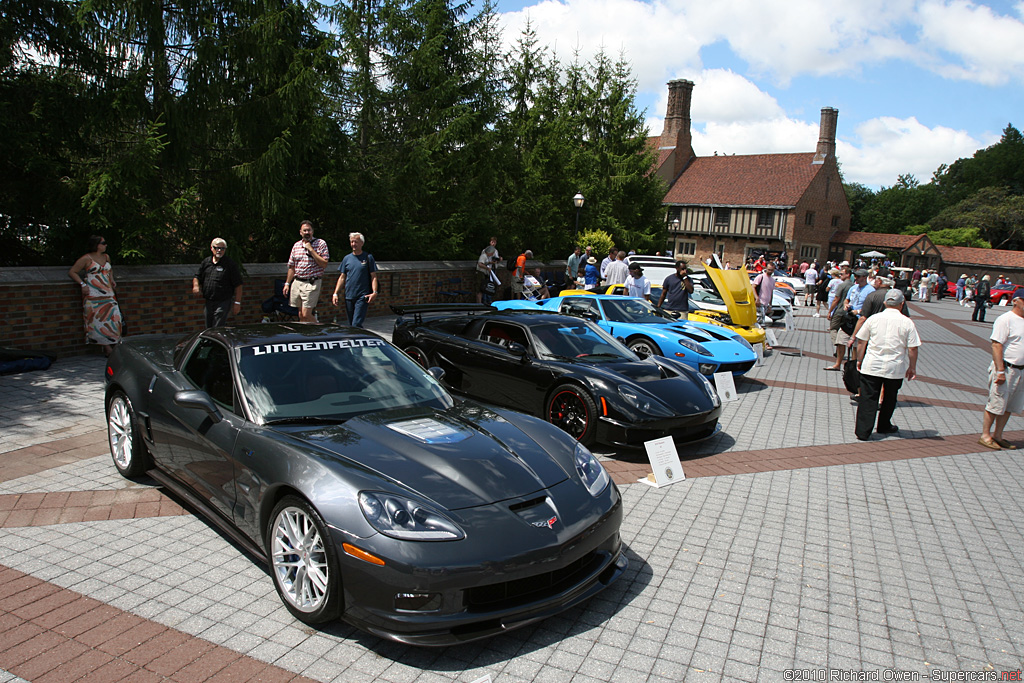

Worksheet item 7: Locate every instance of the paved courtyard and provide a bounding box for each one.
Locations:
[1,297,1022,682]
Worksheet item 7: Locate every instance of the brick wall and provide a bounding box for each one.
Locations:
[790,159,850,260]
[1,262,515,357]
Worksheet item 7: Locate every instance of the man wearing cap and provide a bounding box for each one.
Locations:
[853,288,920,441]
[192,237,243,328]
[657,260,695,320]
[623,263,651,300]
[979,290,1024,449]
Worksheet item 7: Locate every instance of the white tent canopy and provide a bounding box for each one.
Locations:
[859,250,886,258]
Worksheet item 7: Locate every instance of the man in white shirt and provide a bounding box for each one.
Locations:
[854,288,921,441]
[804,264,818,308]
[604,251,629,286]
[979,291,1024,449]
[623,264,651,300]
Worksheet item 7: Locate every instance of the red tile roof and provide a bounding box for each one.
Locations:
[662,153,822,206]
[937,245,1024,269]
[830,231,925,249]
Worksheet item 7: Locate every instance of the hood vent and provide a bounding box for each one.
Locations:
[386,417,471,444]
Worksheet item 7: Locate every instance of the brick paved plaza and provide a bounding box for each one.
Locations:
[1,297,1022,682]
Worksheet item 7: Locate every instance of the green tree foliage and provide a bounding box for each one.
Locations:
[577,228,614,258]
[0,1,666,266]
[928,187,1024,250]
[843,182,874,233]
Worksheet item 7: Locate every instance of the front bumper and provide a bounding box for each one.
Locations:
[596,405,722,448]
[331,480,625,646]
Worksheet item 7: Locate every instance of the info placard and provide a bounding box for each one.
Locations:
[713,371,737,402]
[639,436,685,488]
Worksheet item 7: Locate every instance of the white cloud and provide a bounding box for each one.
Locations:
[916,0,1024,85]
[839,116,989,187]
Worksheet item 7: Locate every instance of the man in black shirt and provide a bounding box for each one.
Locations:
[193,237,244,328]
[657,260,695,320]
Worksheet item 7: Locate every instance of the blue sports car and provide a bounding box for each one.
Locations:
[496,294,756,376]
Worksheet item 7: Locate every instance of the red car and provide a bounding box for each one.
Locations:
[990,283,1023,305]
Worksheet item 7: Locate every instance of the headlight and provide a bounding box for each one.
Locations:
[574,442,610,496]
[699,372,721,407]
[733,336,753,351]
[617,385,674,417]
[677,337,712,356]
[359,492,465,541]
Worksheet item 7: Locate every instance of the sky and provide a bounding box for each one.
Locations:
[495,0,1024,190]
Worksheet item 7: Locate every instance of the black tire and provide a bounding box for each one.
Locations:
[266,496,342,624]
[403,345,431,369]
[547,384,598,446]
[106,391,150,478]
[627,336,661,357]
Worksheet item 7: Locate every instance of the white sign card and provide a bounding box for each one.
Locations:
[765,328,778,347]
[468,677,493,683]
[713,371,738,402]
[754,343,764,365]
[639,436,685,488]
[784,310,796,330]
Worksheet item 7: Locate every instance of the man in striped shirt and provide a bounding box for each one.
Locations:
[283,220,329,322]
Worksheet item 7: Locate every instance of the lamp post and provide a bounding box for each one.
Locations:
[573,193,585,239]
[670,217,679,254]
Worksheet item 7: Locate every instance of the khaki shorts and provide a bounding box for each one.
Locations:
[985,363,1024,415]
[832,328,852,347]
[290,278,323,310]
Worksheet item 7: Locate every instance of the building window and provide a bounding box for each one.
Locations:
[677,240,697,256]
[831,215,840,227]
[714,209,731,226]
[805,211,815,226]
[800,245,819,260]
[757,210,774,228]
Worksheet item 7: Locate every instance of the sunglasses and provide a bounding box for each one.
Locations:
[213,246,226,250]
[99,241,107,245]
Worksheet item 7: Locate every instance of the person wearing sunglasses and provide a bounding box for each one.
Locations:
[68,235,123,357]
[193,237,244,328]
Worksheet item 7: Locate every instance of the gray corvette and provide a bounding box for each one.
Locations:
[104,323,625,645]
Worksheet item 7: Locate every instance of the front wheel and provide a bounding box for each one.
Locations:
[547,384,598,445]
[107,391,150,478]
[266,496,342,624]
[627,337,661,357]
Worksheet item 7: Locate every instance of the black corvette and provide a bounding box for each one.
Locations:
[391,305,723,448]
[104,323,625,645]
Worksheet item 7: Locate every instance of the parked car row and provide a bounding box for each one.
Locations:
[101,266,769,647]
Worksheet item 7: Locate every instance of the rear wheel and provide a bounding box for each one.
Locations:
[403,345,430,369]
[266,496,342,624]
[627,336,660,357]
[547,385,597,445]
[107,391,149,478]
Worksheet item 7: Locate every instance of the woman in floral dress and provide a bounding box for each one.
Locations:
[68,235,122,356]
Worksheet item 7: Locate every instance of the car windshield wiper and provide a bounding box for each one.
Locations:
[263,416,348,426]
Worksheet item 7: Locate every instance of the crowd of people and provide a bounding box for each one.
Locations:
[66,233,1021,451]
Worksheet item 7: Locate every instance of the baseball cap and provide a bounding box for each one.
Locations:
[854,269,869,278]
[1012,290,1024,302]
[628,263,643,273]
[884,288,905,305]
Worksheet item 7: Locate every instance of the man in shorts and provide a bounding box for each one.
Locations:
[283,220,329,322]
[824,266,853,371]
[979,291,1024,449]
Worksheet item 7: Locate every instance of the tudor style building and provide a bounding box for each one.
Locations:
[651,80,851,266]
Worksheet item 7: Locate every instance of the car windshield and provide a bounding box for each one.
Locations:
[236,337,453,424]
[600,297,673,324]
[529,321,636,361]
[690,289,725,305]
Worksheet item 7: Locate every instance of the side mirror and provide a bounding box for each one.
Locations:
[174,390,223,423]
[508,342,529,360]
[427,366,445,382]
[616,336,627,345]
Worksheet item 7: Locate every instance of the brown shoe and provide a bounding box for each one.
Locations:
[994,438,1017,450]
[978,437,1002,450]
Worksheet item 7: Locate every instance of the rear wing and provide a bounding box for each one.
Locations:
[390,303,494,324]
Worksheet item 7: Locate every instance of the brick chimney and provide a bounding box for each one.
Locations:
[662,79,695,179]
[812,107,838,164]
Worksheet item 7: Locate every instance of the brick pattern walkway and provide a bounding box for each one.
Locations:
[0,565,314,682]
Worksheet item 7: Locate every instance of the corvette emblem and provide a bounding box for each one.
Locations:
[532,516,557,529]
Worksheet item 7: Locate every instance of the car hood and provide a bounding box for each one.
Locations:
[704,268,758,328]
[279,405,571,511]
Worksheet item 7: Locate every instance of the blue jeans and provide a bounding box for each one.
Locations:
[345,296,369,328]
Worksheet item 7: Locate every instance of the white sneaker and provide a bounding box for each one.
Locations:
[813,313,820,317]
